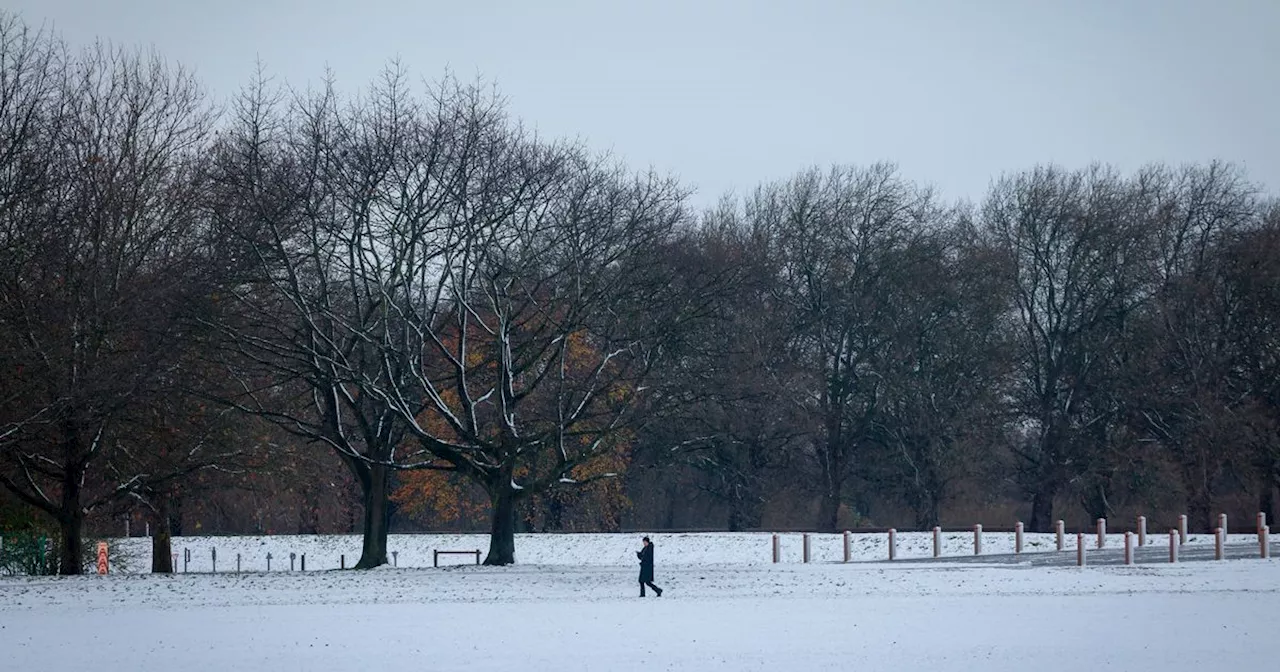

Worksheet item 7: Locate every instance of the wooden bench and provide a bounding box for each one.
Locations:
[433,549,481,567]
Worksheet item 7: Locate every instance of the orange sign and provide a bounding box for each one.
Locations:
[96,541,109,575]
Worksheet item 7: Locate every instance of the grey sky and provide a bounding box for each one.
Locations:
[9,0,1279,206]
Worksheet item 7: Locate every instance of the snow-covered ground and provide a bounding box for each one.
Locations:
[3,532,1277,671]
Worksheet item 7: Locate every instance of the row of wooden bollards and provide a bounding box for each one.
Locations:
[771,511,1273,564]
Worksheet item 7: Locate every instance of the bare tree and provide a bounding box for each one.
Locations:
[1123,163,1266,530]
[982,165,1153,531]
[746,164,940,531]
[0,24,219,573]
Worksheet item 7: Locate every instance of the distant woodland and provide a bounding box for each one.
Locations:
[2,13,1278,572]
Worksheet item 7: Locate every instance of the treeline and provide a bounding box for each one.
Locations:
[1,15,1277,573]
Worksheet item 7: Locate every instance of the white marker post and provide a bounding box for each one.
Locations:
[888,529,897,561]
[1076,533,1086,567]
[1258,512,1267,535]
[933,526,942,558]
[1137,516,1147,546]
[1178,515,1188,545]
[1215,528,1224,560]
[973,524,982,556]
[772,534,780,564]
[1056,520,1065,551]
[843,531,851,563]
[802,533,811,563]
[1219,514,1228,542]
[1096,518,1106,549]
[1169,529,1178,563]
[1015,522,1024,555]
[1261,526,1270,559]
[1124,532,1134,565]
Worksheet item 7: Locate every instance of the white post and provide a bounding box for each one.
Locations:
[145,522,150,537]
[888,529,897,561]
[803,533,811,563]
[1096,518,1106,549]
[1169,529,1178,563]
[1178,515,1188,545]
[843,531,851,563]
[1219,513,1228,542]
[1137,516,1147,546]
[1015,522,1024,554]
[1124,532,1134,565]
[772,534,780,563]
[1214,527,1224,560]
[932,526,942,558]
[1076,532,1086,567]
[124,518,129,538]
[1258,512,1267,535]
[1260,526,1270,559]
[973,524,982,555]
[1056,520,1065,551]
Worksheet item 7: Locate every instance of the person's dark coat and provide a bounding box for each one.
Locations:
[637,543,655,583]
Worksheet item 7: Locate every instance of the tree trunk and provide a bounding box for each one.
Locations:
[485,486,518,566]
[1188,490,1213,533]
[57,510,83,575]
[914,491,942,531]
[1259,475,1276,530]
[817,485,840,533]
[353,462,391,569]
[152,493,174,573]
[727,493,763,532]
[1028,483,1056,533]
[57,464,84,575]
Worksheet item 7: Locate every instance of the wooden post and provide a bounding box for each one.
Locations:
[1219,514,1228,541]
[1124,532,1134,565]
[973,524,982,555]
[888,529,896,561]
[1260,526,1269,559]
[803,533,811,563]
[1137,516,1147,546]
[237,553,241,573]
[932,526,942,558]
[1015,522,1024,554]
[211,547,217,574]
[1169,530,1178,563]
[1055,520,1065,551]
[1178,515,1188,545]
[340,554,345,570]
[772,534,780,563]
[843,531,851,563]
[1214,527,1224,560]
[1096,518,1106,549]
[301,554,305,571]
[1076,533,1086,567]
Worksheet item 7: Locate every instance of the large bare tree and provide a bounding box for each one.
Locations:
[0,20,220,572]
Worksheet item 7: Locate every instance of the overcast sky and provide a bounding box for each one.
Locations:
[9,0,1279,207]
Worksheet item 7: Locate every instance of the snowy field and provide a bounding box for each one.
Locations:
[3,532,1278,671]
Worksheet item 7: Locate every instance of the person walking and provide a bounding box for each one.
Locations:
[637,536,663,597]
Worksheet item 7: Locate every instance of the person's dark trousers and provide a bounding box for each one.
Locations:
[640,581,662,597]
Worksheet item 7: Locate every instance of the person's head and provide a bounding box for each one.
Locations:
[642,536,650,546]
